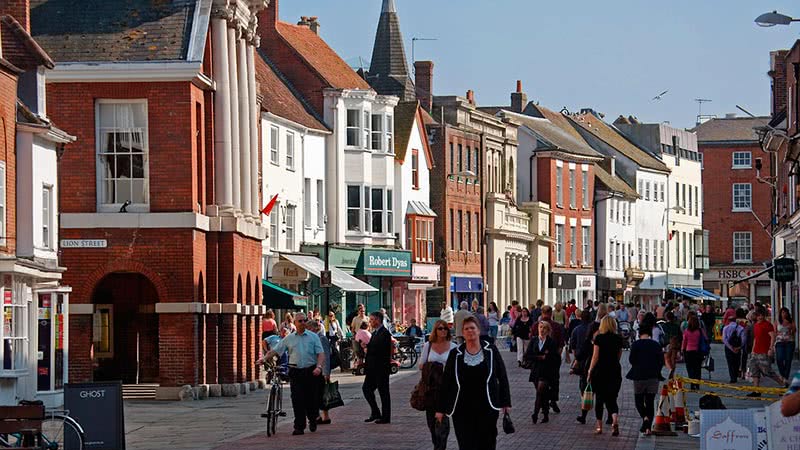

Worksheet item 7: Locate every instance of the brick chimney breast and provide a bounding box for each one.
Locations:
[257,0,279,39]
[511,80,527,113]
[414,60,434,112]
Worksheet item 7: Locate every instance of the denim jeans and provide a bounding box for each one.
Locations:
[776,342,795,381]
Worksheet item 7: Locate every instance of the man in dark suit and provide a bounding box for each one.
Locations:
[363,311,392,424]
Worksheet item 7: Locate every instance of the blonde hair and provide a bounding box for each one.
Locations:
[265,309,275,320]
[598,315,617,335]
[538,321,552,334]
[284,312,293,323]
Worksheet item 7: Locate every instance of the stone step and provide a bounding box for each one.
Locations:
[123,383,159,400]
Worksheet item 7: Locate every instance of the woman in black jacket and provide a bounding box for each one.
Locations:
[626,324,664,435]
[525,321,560,424]
[436,316,512,450]
[512,307,533,366]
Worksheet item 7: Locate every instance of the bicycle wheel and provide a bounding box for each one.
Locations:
[266,384,278,437]
[41,415,85,450]
[398,347,414,369]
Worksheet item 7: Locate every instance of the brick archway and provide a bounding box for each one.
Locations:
[79,259,170,306]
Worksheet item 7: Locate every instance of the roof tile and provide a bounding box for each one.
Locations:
[692,116,770,143]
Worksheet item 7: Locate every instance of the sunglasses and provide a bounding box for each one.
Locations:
[296,319,307,323]
[436,327,447,331]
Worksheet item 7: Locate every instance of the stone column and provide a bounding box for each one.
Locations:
[227,25,241,214]
[246,43,260,217]
[516,255,522,303]
[523,256,530,303]
[211,18,233,211]
[237,38,252,217]
[505,254,512,305]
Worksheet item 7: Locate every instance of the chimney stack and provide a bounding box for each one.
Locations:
[257,0,279,40]
[414,60,434,112]
[770,50,789,117]
[0,0,31,32]
[466,89,475,105]
[297,16,320,34]
[510,80,527,113]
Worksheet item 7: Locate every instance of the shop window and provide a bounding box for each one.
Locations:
[93,304,114,358]
[2,287,28,372]
[37,292,67,392]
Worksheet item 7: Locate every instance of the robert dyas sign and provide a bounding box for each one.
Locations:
[360,249,412,277]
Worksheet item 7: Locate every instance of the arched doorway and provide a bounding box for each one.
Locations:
[91,273,159,384]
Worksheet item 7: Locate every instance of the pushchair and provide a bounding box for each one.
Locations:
[618,321,632,349]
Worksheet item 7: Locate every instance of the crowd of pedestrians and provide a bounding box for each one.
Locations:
[259,297,799,448]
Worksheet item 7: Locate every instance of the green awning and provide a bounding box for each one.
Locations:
[262,280,307,310]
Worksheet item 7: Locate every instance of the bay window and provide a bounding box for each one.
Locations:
[371,188,383,233]
[96,100,149,210]
[386,115,393,153]
[371,114,383,151]
[363,111,371,149]
[346,109,361,147]
[347,186,361,231]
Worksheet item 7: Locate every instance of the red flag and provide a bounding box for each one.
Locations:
[668,230,675,240]
[261,194,278,216]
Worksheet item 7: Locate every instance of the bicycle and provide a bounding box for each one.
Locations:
[0,404,85,450]
[260,359,287,437]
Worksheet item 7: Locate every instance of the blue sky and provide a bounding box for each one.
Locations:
[280,0,800,129]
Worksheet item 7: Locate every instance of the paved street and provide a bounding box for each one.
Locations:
[121,341,796,450]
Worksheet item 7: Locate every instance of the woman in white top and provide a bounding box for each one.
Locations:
[418,320,457,450]
[487,302,500,344]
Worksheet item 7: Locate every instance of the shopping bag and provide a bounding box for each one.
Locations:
[581,383,595,411]
[322,380,344,410]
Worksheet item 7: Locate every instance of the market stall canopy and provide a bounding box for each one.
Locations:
[282,254,378,292]
[262,280,308,309]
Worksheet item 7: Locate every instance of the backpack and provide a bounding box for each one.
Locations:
[728,326,742,348]
[656,323,668,348]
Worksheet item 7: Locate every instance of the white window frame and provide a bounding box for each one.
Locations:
[660,183,665,202]
[645,181,651,201]
[609,239,615,269]
[610,199,615,223]
[303,178,312,228]
[386,115,394,154]
[0,162,6,246]
[732,151,752,169]
[1,286,29,374]
[285,205,296,250]
[269,203,280,250]
[270,125,279,165]
[42,184,53,249]
[346,109,361,148]
[569,226,576,265]
[371,114,383,151]
[733,231,752,263]
[569,169,576,208]
[732,183,752,212]
[95,99,150,212]
[316,180,324,229]
[582,226,590,265]
[285,130,295,170]
[347,185,362,232]
[363,111,371,151]
[582,171,589,209]
[555,224,564,265]
[556,168,563,207]
[638,238,643,269]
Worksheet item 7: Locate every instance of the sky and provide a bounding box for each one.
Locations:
[279,0,800,129]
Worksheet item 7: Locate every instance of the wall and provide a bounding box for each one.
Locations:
[395,113,431,246]
[634,168,670,290]
[15,133,58,260]
[0,68,17,256]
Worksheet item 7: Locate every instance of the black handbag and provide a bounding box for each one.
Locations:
[322,381,344,410]
[502,411,515,434]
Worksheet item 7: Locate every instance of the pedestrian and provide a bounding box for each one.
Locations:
[633,309,646,339]
[722,314,745,383]
[487,302,500,343]
[324,311,343,346]
[262,309,278,339]
[262,312,324,436]
[747,307,787,396]
[681,313,705,390]
[553,302,566,326]
[441,300,455,328]
[512,307,533,366]
[701,304,717,341]
[363,311,393,423]
[436,316,512,450]
[571,309,593,425]
[405,318,424,338]
[476,307,491,343]
[538,305,566,414]
[380,307,392,331]
[471,299,480,313]
[525,321,560,424]
[775,307,796,382]
[350,304,368,333]
[454,301,473,345]
[739,308,753,379]
[510,301,521,326]
[626,323,664,436]
[418,320,457,450]
[664,335,681,379]
[280,312,296,338]
[307,319,334,426]
[587,316,623,436]
[722,305,736,327]
[566,299,578,323]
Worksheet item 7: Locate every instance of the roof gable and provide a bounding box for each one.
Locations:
[30,0,197,62]
[274,21,370,90]
[503,108,601,159]
[394,101,433,169]
[254,50,328,132]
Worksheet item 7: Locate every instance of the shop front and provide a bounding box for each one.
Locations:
[703,266,772,306]
[550,272,596,305]
[357,249,412,328]
[597,277,625,304]
[392,263,440,329]
[449,275,484,309]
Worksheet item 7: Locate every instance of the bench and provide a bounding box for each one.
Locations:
[0,404,45,450]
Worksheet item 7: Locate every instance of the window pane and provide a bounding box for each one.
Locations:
[131,180,146,204]
[347,186,360,207]
[115,179,132,204]
[372,188,383,210]
[132,154,145,178]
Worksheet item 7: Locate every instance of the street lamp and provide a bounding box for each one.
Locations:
[755,10,799,27]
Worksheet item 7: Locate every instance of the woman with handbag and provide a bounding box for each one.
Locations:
[682,313,705,390]
[627,324,664,435]
[525,321,560,424]
[436,316,512,450]
[416,320,457,450]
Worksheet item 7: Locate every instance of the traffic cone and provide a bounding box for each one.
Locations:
[671,379,687,427]
[653,383,677,436]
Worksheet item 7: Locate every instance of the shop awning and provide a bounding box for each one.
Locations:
[262,280,308,310]
[282,254,378,292]
[669,287,720,301]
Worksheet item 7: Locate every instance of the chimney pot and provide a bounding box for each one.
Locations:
[511,81,527,113]
[466,90,475,105]
[516,80,522,93]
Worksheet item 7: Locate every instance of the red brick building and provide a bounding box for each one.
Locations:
[32,0,268,398]
[694,116,772,303]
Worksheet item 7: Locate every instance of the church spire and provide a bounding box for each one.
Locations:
[368,0,415,101]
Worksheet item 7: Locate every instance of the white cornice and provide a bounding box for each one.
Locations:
[47,61,205,84]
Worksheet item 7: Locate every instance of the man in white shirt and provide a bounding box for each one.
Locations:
[440,300,454,328]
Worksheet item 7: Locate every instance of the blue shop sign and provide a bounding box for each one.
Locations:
[450,276,484,293]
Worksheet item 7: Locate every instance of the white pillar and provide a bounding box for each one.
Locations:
[237,38,252,217]
[227,26,241,214]
[523,257,529,303]
[505,254,511,305]
[247,43,260,217]
[516,255,522,303]
[211,18,233,211]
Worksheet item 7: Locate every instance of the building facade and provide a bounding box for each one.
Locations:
[694,116,772,305]
[34,0,268,399]
[615,119,711,300]
[0,7,74,407]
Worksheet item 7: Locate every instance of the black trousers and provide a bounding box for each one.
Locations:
[595,391,619,421]
[634,393,656,423]
[724,347,742,383]
[363,368,391,421]
[684,351,703,388]
[453,409,499,450]
[288,367,320,431]
[425,409,450,450]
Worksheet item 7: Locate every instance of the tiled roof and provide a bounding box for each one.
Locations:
[525,103,590,144]
[367,0,414,101]
[254,51,328,132]
[393,101,418,161]
[692,116,770,143]
[502,109,601,159]
[570,112,669,172]
[275,22,370,90]
[594,164,638,199]
[1,15,53,70]
[30,0,196,62]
